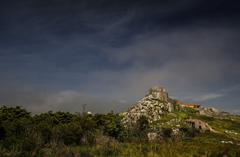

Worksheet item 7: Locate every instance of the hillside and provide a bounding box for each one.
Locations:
[0,87,240,157]
[121,86,240,147]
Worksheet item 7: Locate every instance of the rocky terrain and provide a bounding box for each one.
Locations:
[121,86,174,125]
[121,86,236,136]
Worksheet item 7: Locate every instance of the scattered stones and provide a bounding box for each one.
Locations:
[172,128,180,135]
[224,130,238,135]
[221,140,233,144]
[147,132,158,141]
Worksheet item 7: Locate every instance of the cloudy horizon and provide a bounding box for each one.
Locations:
[0,0,240,113]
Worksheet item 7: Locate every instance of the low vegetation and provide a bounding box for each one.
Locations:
[0,106,239,157]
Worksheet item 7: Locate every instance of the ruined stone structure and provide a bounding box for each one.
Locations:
[148,86,169,101]
[176,100,201,110]
[121,86,173,126]
[186,119,213,132]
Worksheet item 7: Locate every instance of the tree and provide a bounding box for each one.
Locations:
[132,116,149,142]
[0,106,32,149]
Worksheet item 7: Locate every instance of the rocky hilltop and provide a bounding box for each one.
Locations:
[121,86,235,134]
[120,86,224,134]
[121,86,174,125]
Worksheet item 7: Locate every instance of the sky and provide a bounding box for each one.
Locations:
[0,0,240,113]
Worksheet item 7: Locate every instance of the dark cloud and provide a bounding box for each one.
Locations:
[0,0,240,113]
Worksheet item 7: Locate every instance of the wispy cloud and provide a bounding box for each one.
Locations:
[1,26,240,113]
[190,93,224,102]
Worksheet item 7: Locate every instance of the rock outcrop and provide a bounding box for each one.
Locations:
[199,107,219,116]
[121,86,174,125]
[186,118,217,133]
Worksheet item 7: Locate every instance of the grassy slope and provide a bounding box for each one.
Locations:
[41,138,240,157]
[40,114,240,157]
[191,114,240,141]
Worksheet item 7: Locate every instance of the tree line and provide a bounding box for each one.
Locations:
[0,106,155,155]
[1,106,239,157]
